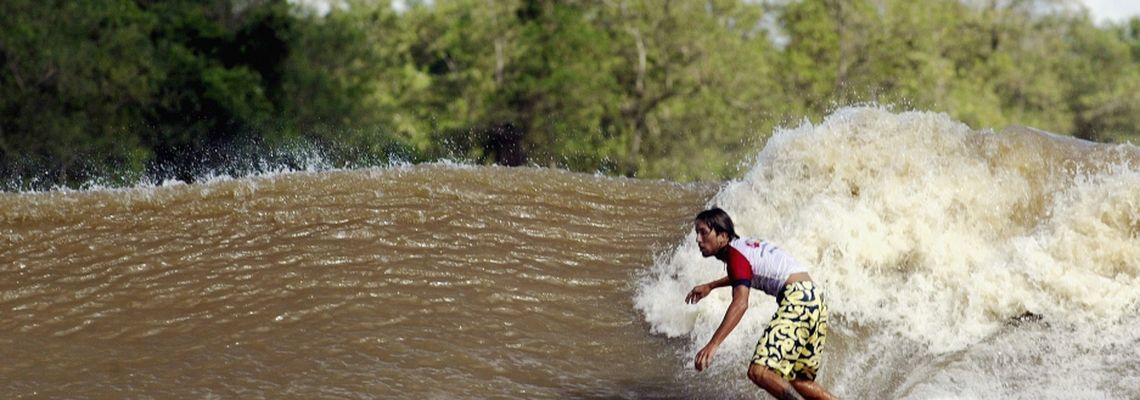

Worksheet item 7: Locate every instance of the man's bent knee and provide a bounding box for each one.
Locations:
[747,363,767,384]
[747,363,782,387]
[748,364,805,400]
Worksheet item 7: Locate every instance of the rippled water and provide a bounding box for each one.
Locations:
[1,165,716,399]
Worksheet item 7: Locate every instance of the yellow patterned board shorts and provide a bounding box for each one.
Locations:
[751,281,828,381]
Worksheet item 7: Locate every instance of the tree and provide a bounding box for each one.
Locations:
[0,0,157,187]
[1060,15,1140,142]
[281,1,415,165]
[138,0,294,179]
[599,0,781,179]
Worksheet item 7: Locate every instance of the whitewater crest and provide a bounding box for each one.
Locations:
[636,107,1139,356]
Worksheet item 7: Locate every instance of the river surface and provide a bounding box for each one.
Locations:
[2,108,1138,399]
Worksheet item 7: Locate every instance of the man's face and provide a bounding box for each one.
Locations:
[695,220,727,257]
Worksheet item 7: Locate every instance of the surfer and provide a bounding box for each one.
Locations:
[685,208,837,400]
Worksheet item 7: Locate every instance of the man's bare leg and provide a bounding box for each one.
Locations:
[790,379,838,400]
[747,364,804,400]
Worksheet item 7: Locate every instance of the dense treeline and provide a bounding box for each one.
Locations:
[1,0,1138,188]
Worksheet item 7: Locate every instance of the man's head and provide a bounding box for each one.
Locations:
[694,208,738,257]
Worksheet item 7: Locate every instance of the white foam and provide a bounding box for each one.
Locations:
[635,107,1140,395]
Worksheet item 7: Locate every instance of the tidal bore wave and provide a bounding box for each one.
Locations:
[1,107,1136,399]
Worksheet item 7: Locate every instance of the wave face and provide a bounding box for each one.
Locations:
[636,107,1139,399]
[2,107,1137,399]
[0,164,715,399]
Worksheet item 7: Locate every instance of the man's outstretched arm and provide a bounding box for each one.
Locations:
[694,284,750,371]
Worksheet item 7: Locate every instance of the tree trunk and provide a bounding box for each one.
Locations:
[626,26,647,176]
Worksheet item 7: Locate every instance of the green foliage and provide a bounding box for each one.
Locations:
[0,0,156,186]
[1,0,1138,189]
[0,0,414,188]
[140,0,295,173]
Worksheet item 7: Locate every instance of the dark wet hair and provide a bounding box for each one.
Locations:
[695,208,739,240]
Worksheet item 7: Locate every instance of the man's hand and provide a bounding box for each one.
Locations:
[694,343,718,371]
[685,284,711,304]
